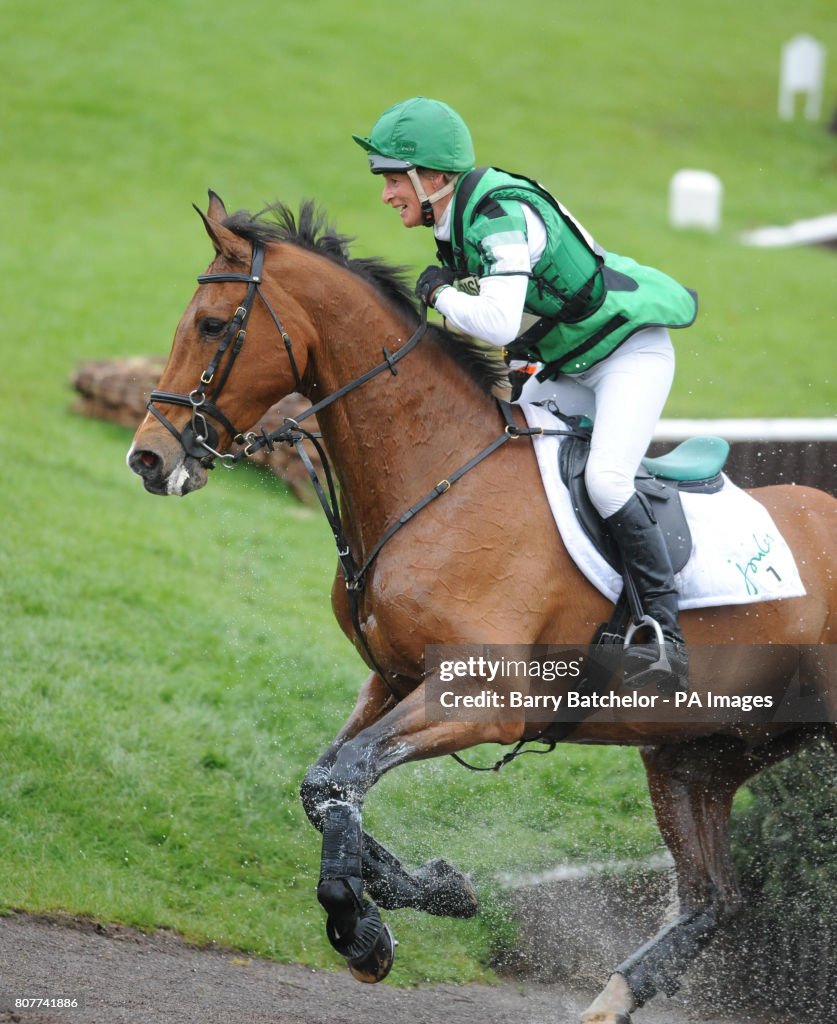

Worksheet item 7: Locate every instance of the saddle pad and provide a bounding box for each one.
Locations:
[521,402,807,610]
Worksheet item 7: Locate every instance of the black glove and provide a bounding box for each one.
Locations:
[415,265,457,306]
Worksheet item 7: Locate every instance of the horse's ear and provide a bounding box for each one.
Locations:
[207,190,227,221]
[193,202,224,253]
[192,191,245,261]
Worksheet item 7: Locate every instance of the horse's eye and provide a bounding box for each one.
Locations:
[199,317,227,338]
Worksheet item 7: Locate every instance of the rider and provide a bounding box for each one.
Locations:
[353,97,697,693]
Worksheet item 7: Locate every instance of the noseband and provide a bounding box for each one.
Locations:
[147,242,302,467]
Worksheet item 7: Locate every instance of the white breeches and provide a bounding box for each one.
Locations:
[517,326,676,518]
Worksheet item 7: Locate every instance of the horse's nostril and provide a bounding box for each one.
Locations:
[129,448,161,478]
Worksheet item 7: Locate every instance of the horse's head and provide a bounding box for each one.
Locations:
[128,192,310,495]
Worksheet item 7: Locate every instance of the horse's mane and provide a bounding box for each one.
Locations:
[222,200,508,395]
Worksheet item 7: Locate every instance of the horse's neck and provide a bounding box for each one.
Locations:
[311,302,501,550]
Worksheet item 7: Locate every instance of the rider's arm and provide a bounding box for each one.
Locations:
[433,203,546,347]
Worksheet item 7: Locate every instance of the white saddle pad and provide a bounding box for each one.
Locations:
[521,402,807,610]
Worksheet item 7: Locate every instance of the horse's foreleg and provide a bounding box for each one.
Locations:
[581,734,803,1024]
[303,762,478,917]
[313,684,519,982]
[300,671,396,830]
[301,671,478,919]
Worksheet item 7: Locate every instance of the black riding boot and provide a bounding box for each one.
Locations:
[605,492,689,693]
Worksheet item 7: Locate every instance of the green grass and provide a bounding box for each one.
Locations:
[1,0,834,987]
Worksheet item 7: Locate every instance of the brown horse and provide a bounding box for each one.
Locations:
[128,193,837,1023]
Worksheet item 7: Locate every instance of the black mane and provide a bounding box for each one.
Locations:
[222,200,507,394]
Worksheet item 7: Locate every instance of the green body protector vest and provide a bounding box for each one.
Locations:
[440,168,698,375]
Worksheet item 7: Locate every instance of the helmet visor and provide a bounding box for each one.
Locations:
[367,152,416,174]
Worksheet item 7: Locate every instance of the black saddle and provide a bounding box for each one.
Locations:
[558,431,728,574]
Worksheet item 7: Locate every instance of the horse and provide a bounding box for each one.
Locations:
[127,192,837,1024]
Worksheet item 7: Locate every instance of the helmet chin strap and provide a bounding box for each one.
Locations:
[407,168,457,227]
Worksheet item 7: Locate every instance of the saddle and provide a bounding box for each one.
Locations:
[558,428,729,574]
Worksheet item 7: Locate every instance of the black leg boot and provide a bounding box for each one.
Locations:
[605,492,689,693]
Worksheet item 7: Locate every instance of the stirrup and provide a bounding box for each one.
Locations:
[622,616,687,693]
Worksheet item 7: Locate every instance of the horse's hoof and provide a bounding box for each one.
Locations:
[580,1015,631,1024]
[413,858,479,918]
[326,900,397,984]
[347,923,397,984]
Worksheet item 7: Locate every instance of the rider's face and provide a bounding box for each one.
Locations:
[380,172,424,228]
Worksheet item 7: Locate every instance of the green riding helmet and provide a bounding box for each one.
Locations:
[353,97,475,175]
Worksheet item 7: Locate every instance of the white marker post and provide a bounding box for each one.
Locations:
[778,34,826,120]
[668,170,723,232]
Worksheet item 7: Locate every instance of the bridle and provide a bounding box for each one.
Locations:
[145,232,432,691]
[147,242,303,467]
[147,239,427,471]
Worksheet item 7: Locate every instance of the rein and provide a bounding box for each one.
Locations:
[152,237,584,769]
